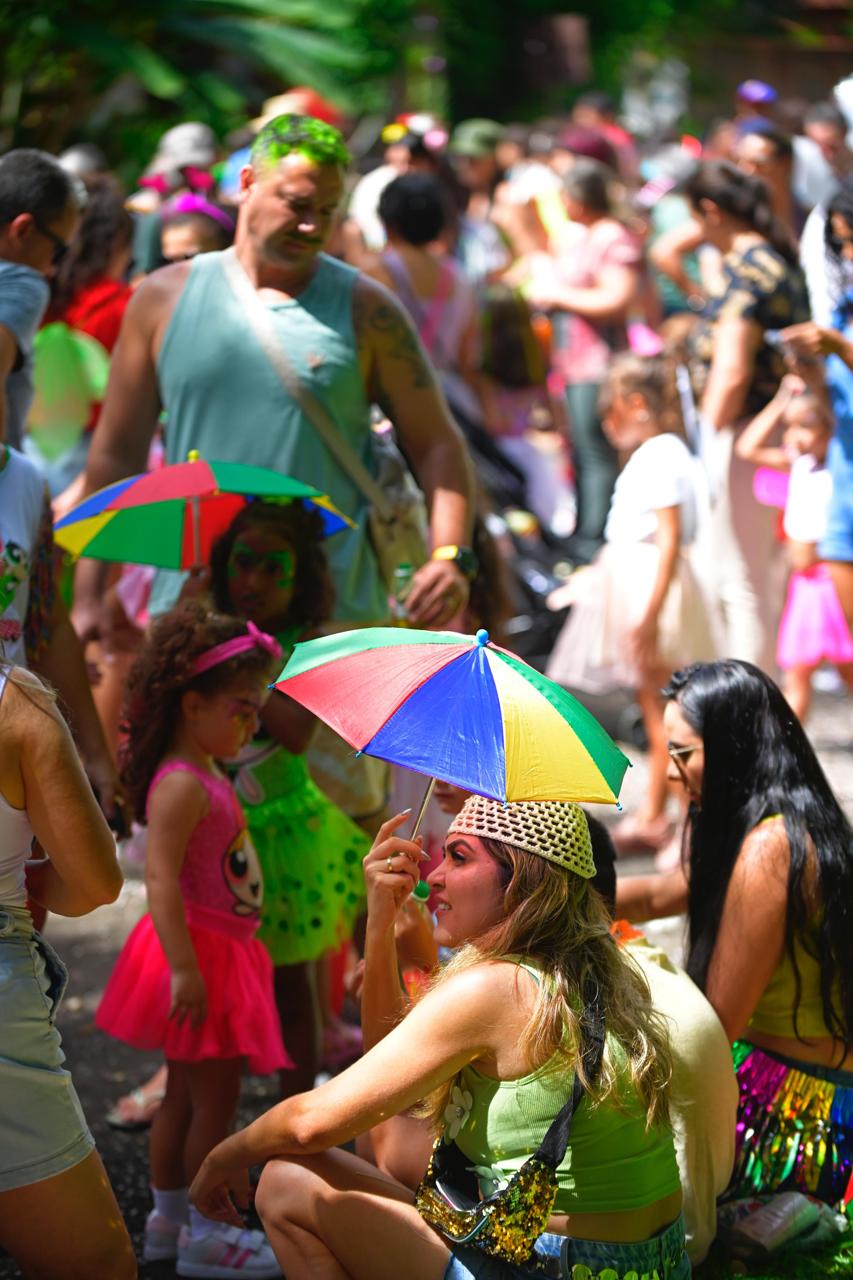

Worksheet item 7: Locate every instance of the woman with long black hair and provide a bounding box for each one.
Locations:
[685,161,809,670]
[624,659,853,1206]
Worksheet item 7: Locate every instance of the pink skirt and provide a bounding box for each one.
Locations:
[777,563,853,670]
[96,912,290,1074]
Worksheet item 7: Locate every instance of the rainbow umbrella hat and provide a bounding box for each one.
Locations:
[274,627,630,805]
[54,454,353,570]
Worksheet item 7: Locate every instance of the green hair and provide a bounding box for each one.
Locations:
[251,113,349,172]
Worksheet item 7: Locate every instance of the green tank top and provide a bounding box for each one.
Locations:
[450,960,681,1214]
[152,250,387,622]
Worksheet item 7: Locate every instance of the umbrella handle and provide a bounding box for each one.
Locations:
[410,776,436,839]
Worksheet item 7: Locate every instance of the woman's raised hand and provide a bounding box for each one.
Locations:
[363,810,426,935]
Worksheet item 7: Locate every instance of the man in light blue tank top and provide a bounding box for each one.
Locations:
[74,114,475,636]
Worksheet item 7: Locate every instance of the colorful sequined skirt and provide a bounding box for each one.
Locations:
[729,1040,853,1208]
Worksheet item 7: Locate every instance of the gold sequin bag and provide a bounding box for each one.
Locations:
[416,998,605,1271]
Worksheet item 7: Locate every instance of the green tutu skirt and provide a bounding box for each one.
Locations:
[233,742,368,966]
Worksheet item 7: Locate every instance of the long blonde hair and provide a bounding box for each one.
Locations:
[420,839,673,1132]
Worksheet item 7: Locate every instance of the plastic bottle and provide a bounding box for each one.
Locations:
[391,562,414,621]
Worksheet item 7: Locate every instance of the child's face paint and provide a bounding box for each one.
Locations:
[226,529,297,630]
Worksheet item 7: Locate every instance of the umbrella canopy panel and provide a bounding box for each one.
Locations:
[276,628,630,804]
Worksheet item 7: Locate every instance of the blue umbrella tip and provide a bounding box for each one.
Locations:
[475,629,490,647]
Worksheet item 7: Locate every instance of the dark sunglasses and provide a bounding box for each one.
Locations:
[32,217,69,266]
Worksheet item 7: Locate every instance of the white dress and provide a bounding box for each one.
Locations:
[546,433,717,692]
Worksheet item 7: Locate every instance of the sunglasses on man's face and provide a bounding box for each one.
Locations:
[32,217,70,266]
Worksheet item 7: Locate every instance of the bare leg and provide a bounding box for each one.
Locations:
[150,1058,193,1189]
[783,664,815,723]
[267,1219,350,1280]
[635,674,671,824]
[828,560,853,634]
[276,961,321,1099]
[370,1114,434,1190]
[183,1057,242,1184]
[0,1149,137,1279]
[837,660,853,696]
[256,1148,450,1280]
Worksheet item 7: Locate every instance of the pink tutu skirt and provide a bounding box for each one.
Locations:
[96,910,290,1074]
[777,562,853,670]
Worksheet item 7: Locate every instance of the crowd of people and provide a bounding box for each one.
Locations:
[0,70,852,1280]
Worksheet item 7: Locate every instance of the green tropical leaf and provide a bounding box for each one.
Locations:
[64,25,187,98]
[167,15,368,70]
[184,0,359,30]
[190,70,247,114]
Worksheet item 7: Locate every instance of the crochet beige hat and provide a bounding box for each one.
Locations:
[448,795,596,879]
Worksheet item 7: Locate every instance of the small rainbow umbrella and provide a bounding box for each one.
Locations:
[54,455,353,570]
[274,627,630,806]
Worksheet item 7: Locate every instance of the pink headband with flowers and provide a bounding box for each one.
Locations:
[191,621,282,677]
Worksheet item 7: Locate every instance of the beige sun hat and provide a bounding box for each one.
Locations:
[448,795,596,878]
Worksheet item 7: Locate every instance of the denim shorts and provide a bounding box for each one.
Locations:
[0,910,94,1191]
[443,1214,691,1280]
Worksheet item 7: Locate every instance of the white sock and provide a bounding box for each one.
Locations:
[151,1186,189,1225]
[189,1205,227,1239]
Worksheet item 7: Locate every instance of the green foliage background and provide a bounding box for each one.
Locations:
[0,0,822,175]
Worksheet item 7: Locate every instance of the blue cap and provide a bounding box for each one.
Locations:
[737,80,777,106]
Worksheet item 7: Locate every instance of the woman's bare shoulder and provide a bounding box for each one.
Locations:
[1,667,58,727]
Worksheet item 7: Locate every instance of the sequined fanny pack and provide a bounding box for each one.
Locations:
[415,997,605,1270]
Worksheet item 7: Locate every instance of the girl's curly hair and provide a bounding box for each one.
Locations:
[120,599,280,822]
[209,500,334,631]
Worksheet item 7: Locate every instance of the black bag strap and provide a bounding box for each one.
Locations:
[535,989,606,1170]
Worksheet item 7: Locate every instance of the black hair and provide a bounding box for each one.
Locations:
[378,173,450,246]
[49,176,133,316]
[562,157,613,216]
[0,148,78,229]
[586,814,617,916]
[664,660,853,1053]
[684,159,799,266]
[738,124,794,162]
[575,91,617,118]
[823,176,853,308]
[160,210,233,252]
[120,599,280,822]
[804,101,848,133]
[209,500,334,632]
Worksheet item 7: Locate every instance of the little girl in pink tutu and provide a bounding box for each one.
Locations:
[736,374,853,721]
[96,600,287,1278]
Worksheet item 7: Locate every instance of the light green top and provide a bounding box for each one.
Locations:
[450,959,681,1214]
[747,816,840,1041]
[151,249,387,622]
[749,924,838,1039]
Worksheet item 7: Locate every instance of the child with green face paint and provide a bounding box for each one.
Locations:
[210,501,368,1099]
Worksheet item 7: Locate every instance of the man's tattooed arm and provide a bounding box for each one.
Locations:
[353,277,435,405]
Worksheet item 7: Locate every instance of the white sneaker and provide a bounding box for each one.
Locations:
[143,1210,182,1261]
[176,1224,282,1277]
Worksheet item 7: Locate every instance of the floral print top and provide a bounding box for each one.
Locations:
[688,241,809,418]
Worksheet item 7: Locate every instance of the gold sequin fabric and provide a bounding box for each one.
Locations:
[416,1144,558,1268]
[448,796,595,878]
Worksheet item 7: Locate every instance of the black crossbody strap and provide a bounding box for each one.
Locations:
[535,990,606,1170]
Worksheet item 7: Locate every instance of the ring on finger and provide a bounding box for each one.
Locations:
[386,855,394,873]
